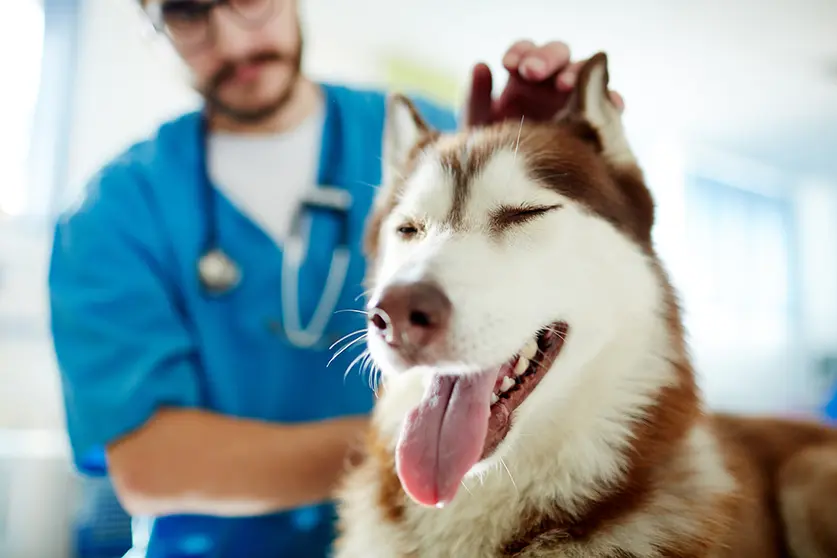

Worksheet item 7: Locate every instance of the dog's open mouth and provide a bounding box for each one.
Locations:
[395,322,569,508]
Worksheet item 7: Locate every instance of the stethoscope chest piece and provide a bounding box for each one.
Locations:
[198,248,241,294]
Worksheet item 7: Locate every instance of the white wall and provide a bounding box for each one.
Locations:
[65,0,198,197]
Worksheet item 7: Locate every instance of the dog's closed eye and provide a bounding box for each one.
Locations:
[490,204,562,233]
[395,221,423,239]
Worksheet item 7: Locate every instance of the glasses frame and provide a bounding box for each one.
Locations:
[143,0,280,53]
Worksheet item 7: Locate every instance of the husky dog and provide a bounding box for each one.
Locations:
[334,53,837,558]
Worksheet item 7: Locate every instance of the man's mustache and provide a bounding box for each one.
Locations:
[207,50,285,91]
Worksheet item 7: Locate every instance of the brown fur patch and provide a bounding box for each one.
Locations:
[779,446,837,557]
[713,414,837,556]
[367,425,408,523]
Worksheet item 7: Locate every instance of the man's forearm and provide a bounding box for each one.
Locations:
[106,408,370,517]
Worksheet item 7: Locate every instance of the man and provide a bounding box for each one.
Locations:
[48,0,624,556]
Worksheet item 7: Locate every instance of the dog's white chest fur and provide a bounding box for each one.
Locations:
[337,469,524,557]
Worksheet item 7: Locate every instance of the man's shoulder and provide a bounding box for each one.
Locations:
[102,110,202,178]
[321,81,459,132]
[61,111,202,221]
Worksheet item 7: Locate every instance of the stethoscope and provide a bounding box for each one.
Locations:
[195,113,354,350]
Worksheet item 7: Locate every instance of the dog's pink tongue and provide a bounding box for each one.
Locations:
[395,370,495,507]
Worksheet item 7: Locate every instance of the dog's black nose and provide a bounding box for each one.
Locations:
[368,281,451,352]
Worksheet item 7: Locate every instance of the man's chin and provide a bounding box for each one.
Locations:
[208,87,295,125]
[211,100,285,124]
[205,70,300,126]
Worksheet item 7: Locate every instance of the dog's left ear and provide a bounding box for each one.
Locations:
[365,94,435,265]
[382,93,435,186]
[557,52,636,169]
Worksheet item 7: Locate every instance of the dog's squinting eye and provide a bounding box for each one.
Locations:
[396,223,420,238]
[491,204,562,231]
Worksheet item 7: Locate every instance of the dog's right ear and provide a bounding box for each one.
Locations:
[556,53,636,169]
[382,93,433,186]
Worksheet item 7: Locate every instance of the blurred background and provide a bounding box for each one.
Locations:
[1,0,836,556]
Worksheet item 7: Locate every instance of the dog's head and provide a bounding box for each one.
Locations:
[362,53,664,508]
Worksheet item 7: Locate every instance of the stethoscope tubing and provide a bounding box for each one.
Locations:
[194,111,354,349]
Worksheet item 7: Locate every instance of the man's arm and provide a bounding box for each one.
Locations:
[107,409,368,517]
[49,161,367,518]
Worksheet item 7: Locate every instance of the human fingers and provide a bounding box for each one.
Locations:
[609,90,625,112]
[554,59,584,91]
[518,41,572,82]
[464,62,494,127]
[502,40,537,73]
[553,59,626,112]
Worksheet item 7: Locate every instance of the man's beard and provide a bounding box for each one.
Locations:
[200,38,303,125]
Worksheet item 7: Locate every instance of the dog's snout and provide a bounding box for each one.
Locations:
[368,281,451,351]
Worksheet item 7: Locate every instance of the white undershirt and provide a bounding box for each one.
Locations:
[207,100,326,246]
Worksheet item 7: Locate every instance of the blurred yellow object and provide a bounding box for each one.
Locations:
[381,53,462,107]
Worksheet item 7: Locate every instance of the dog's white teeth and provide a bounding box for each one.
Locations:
[490,393,500,405]
[500,376,515,392]
[514,356,529,376]
[520,339,538,360]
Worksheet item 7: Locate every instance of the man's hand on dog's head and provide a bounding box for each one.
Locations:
[464,40,625,128]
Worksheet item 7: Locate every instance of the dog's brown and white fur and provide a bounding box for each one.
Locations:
[334,53,837,558]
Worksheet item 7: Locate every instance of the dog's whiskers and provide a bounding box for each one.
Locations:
[532,171,571,182]
[512,116,525,164]
[354,288,375,302]
[362,353,382,393]
[334,308,369,317]
[499,458,519,494]
[357,180,382,191]
[329,333,368,367]
[329,328,367,351]
[543,325,568,342]
[343,349,372,383]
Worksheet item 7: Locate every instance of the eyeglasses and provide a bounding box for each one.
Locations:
[144,0,280,52]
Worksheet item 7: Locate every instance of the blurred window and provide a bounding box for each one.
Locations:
[0,0,45,217]
[684,176,796,347]
[682,174,800,411]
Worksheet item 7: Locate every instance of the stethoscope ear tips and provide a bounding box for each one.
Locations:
[198,248,241,294]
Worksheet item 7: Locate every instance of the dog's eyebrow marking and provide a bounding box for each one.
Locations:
[489,203,563,235]
[439,150,469,228]
[439,140,494,228]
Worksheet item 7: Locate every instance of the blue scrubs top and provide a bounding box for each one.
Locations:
[48,82,457,558]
